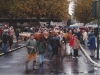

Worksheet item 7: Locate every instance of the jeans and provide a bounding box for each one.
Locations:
[3,43,7,52]
[39,54,44,64]
[84,40,88,47]
[48,44,52,51]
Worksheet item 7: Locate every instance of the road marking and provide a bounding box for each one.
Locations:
[0,65,11,68]
[0,53,4,56]
[8,61,19,63]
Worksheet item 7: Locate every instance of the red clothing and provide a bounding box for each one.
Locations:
[69,35,75,47]
[0,29,2,36]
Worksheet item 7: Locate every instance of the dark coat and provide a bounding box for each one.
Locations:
[8,35,13,45]
[2,33,8,43]
[51,36,60,48]
[47,34,52,44]
[15,29,19,37]
[37,41,46,54]
[88,33,96,50]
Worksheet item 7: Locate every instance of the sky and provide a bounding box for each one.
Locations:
[68,0,74,15]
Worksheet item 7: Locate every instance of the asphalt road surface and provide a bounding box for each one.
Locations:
[0,46,100,75]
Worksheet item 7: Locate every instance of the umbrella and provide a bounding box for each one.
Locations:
[79,26,87,30]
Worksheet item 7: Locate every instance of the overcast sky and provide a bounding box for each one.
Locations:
[68,0,74,15]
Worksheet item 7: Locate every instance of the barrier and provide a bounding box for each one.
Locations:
[80,44,100,68]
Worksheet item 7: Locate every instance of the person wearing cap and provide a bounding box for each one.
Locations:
[26,34,38,70]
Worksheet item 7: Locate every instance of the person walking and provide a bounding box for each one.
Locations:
[8,32,13,51]
[2,30,8,53]
[88,33,96,58]
[72,35,80,58]
[69,34,75,56]
[26,34,38,70]
[15,28,20,43]
[47,31,52,51]
[82,30,88,47]
[60,33,66,57]
[51,33,60,59]
[37,37,46,66]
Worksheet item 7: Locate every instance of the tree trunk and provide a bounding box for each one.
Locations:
[84,20,86,26]
[48,19,51,27]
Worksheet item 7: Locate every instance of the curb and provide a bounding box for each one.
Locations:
[0,45,26,57]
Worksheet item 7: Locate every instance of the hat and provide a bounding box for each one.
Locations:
[30,33,34,36]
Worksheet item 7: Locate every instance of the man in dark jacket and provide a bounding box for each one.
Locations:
[88,33,96,57]
[51,34,60,59]
[47,32,52,50]
[2,30,8,53]
[15,28,20,43]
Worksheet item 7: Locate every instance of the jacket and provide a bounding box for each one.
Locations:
[72,38,80,49]
[69,35,75,47]
[51,36,60,48]
[37,41,46,54]
[26,39,38,54]
[88,33,96,50]
[8,35,13,44]
[83,31,88,41]
[47,34,52,44]
[2,33,8,43]
[15,29,19,37]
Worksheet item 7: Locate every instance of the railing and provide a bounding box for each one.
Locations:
[80,44,100,68]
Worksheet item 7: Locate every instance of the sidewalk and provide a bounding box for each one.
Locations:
[0,40,26,56]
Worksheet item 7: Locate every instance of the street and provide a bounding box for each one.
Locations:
[0,42,100,75]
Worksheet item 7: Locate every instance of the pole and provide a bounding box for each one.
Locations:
[97,0,100,59]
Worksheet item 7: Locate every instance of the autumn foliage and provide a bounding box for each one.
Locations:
[74,0,95,24]
[0,0,69,20]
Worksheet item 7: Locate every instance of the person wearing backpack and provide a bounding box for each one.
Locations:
[37,37,46,66]
[26,34,38,70]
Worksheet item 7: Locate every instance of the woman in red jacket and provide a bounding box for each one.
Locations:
[71,35,80,58]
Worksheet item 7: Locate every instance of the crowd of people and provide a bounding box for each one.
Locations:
[1,25,15,53]
[25,25,97,70]
[0,24,97,70]
[0,25,44,53]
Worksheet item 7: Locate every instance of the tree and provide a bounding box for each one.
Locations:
[0,0,21,18]
[16,0,69,26]
[74,0,95,25]
[0,0,70,26]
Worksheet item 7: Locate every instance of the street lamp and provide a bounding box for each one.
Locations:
[97,0,100,59]
[92,0,100,59]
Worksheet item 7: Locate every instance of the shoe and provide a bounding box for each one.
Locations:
[33,61,36,70]
[72,57,75,58]
[9,49,12,52]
